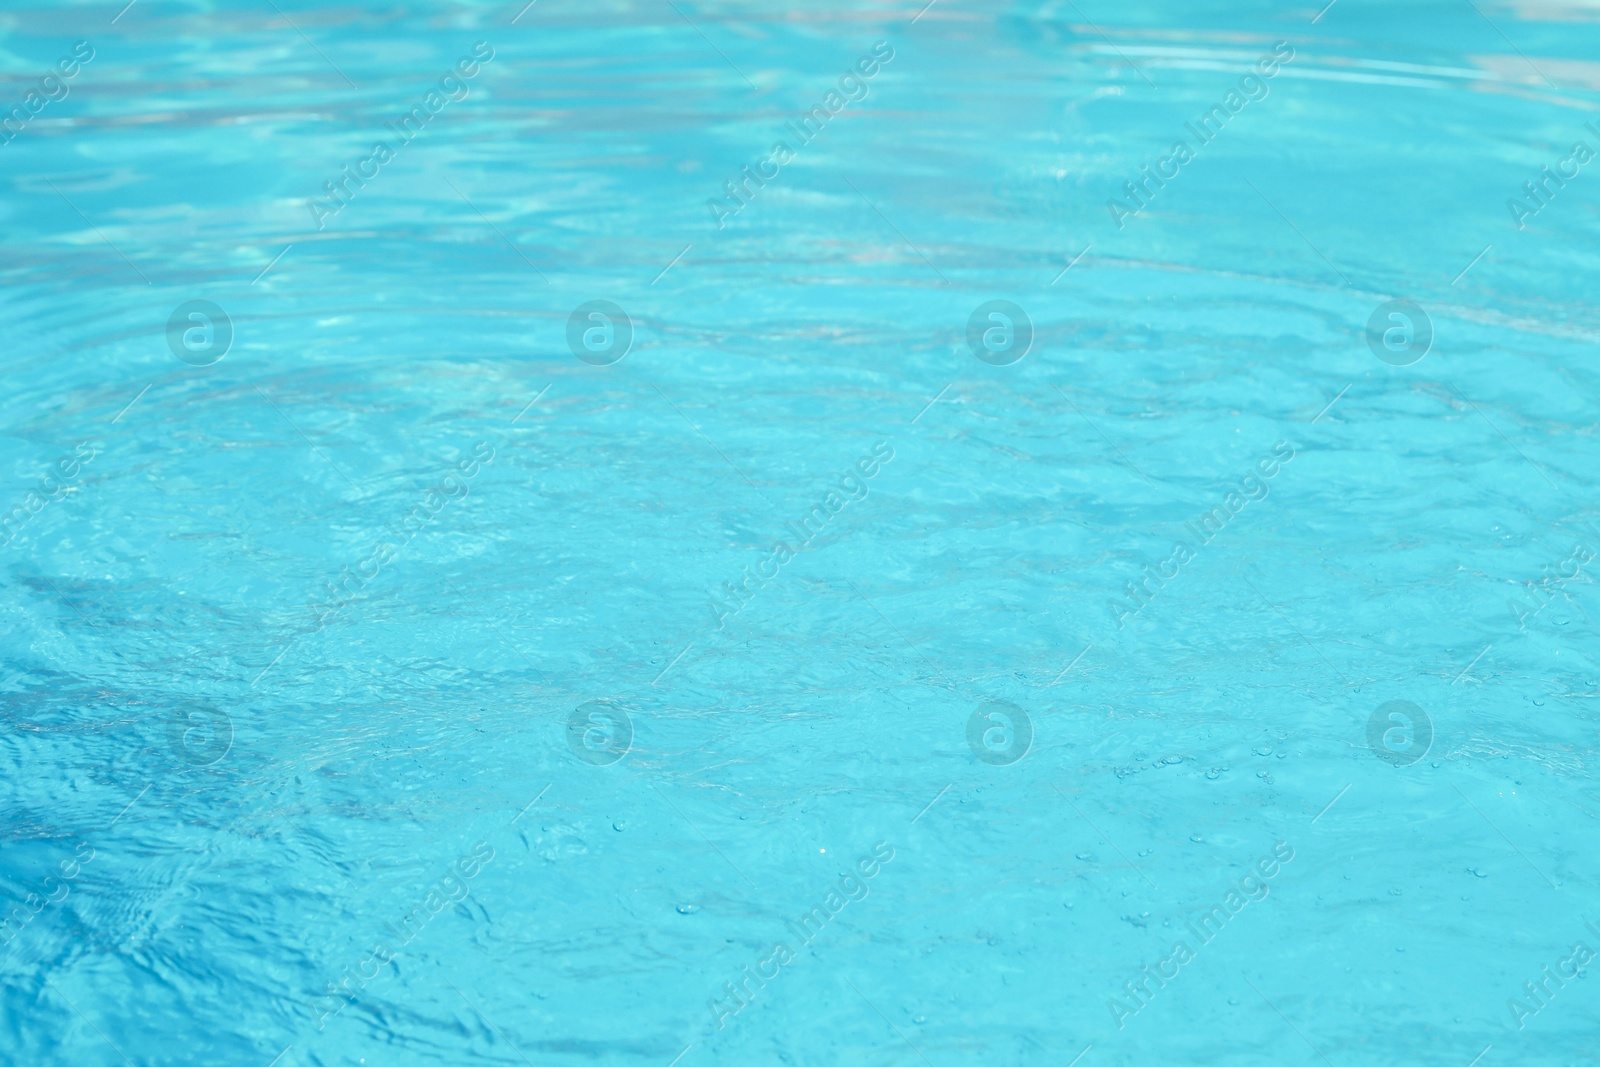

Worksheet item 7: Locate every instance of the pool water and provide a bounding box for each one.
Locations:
[2,1,1598,1064]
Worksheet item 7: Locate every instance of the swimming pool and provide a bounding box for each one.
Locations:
[2,1,1597,1064]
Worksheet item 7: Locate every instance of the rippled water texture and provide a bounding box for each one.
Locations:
[2,1,1598,1064]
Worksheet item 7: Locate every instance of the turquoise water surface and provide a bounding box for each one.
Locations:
[3,1,1599,1064]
